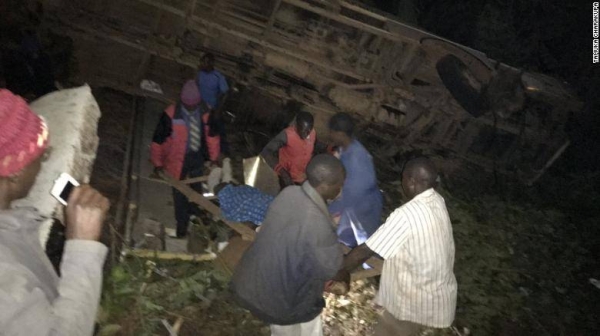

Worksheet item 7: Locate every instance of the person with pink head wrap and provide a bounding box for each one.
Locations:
[150,80,228,238]
[0,89,111,335]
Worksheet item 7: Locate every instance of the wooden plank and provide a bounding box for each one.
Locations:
[128,248,216,261]
[180,175,209,184]
[140,175,209,186]
[162,173,257,241]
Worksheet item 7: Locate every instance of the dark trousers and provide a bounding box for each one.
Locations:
[374,310,424,336]
[173,151,204,237]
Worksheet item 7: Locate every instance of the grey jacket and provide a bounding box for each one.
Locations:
[0,209,107,336]
[231,182,343,325]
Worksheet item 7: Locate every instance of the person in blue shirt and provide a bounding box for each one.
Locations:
[328,112,383,247]
[196,53,230,165]
[196,53,229,111]
[214,182,274,229]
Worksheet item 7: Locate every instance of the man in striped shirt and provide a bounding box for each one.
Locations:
[335,157,457,335]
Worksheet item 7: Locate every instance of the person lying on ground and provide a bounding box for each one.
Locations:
[0,89,110,336]
[333,157,457,336]
[327,112,383,248]
[213,182,274,229]
[231,154,348,336]
[261,111,329,189]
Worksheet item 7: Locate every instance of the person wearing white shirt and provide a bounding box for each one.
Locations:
[333,157,457,336]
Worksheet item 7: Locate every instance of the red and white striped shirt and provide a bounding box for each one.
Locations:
[366,188,457,328]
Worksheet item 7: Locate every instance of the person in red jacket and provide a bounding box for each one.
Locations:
[261,111,327,189]
[150,80,227,238]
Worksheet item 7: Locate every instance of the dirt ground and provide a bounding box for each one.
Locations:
[99,257,387,336]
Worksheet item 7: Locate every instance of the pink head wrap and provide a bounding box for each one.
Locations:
[180,80,201,106]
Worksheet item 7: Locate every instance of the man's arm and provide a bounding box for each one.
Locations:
[50,241,107,335]
[333,208,411,282]
[260,130,287,170]
[343,243,376,272]
[307,218,344,281]
[150,111,172,174]
[214,72,230,113]
[0,186,109,336]
[214,91,229,115]
[328,151,375,215]
[207,111,229,163]
[313,139,330,155]
[52,186,110,335]
[261,130,295,185]
[0,245,104,336]
[330,243,375,282]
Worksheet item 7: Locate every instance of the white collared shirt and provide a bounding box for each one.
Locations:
[366,188,457,328]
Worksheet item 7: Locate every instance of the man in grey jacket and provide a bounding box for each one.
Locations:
[0,89,110,336]
[231,154,346,336]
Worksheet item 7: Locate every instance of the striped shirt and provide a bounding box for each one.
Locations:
[182,106,201,152]
[366,188,457,328]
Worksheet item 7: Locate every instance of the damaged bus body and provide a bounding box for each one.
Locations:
[46,0,582,183]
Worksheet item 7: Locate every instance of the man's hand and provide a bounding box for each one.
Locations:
[65,185,110,241]
[324,281,349,295]
[210,153,226,168]
[342,243,376,273]
[280,169,293,187]
[331,269,351,283]
[150,167,164,179]
[332,148,341,159]
[324,269,351,295]
[332,214,341,227]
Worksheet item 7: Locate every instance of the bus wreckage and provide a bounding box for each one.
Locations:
[45,0,583,184]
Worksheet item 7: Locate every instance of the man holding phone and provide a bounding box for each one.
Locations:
[0,89,110,336]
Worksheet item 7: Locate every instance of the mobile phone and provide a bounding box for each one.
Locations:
[50,173,80,206]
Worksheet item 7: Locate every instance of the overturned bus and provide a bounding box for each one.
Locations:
[45,0,582,184]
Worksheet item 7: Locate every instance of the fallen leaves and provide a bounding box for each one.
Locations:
[322,279,381,336]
